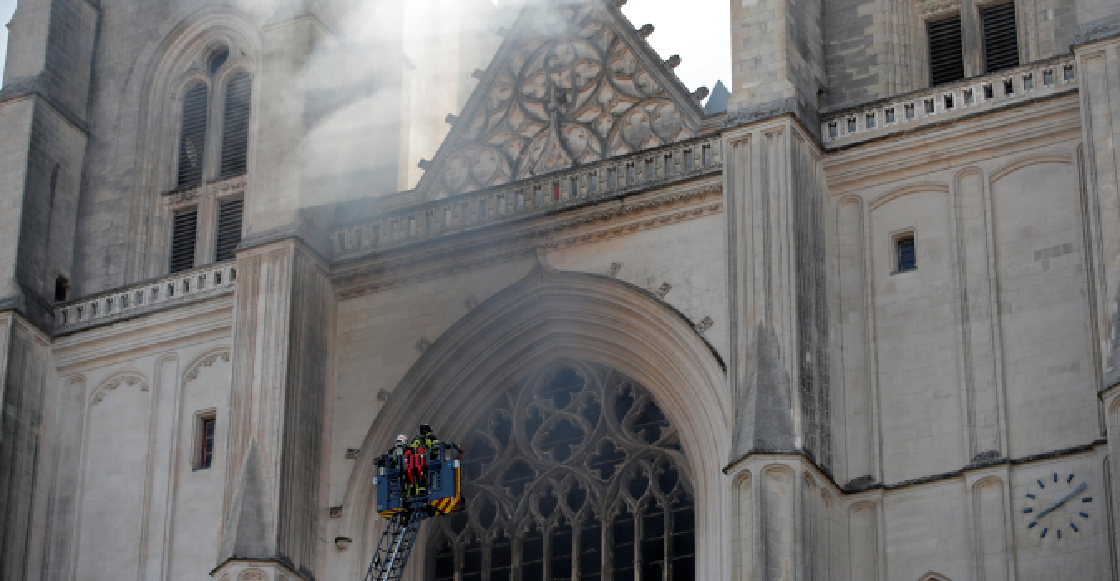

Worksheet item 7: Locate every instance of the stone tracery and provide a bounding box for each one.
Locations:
[427,359,695,581]
[425,4,697,200]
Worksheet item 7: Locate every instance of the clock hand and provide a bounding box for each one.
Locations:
[1034,482,1087,520]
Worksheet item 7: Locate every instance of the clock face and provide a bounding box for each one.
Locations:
[1022,472,1092,540]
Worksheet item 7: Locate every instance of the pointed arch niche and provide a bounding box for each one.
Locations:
[339,266,731,581]
[128,7,260,281]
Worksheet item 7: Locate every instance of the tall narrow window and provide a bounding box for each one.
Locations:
[215,199,243,262]
[220,72,252,178]
[177,84,209,188]
[928,16,964,86]
[896,234,917,273]
[198,415,216,469]
[982,3,1019,73]
[54,275,69,302]
[170,209,198,273]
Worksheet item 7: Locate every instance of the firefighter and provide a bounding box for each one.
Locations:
[404,424,440,498]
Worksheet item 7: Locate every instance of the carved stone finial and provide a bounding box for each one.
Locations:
[471,68,486,80]
[377,389,391,402]
[416,337,431,352]
[695,316,714,333]
[465,294,479,310]
[656,283,672,299]
[445,114,458,124]
[692,86,710,102]
[638,24,654,38]
[608,262,623,277]
[417,159,431,170]
[664,55,681,69]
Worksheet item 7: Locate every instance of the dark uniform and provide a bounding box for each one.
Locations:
[403,425,440,498]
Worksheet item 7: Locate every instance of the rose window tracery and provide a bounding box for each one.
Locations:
[424,4,697,199]
[428,360,695,581]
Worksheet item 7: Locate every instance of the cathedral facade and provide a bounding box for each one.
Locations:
[2,0,1120,580]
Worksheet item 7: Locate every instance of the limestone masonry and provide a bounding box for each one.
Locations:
[2,0,1120,580]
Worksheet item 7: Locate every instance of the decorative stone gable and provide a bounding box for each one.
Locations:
[416,0,707,201]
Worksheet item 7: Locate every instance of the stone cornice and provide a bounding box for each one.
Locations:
[724,439,1108,496]
[822,56,1077,149]
[52,295,233,372]
[1075,13,1120,47]
[824,91,1082,195]
[328,134,723,261]
[0,74,91,135]
[331,176,723,299]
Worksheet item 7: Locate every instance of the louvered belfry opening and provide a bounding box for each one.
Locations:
[177,84,209,188]
[982,2,1019,73]
[220,72,252,178]
[928,15,964,86]
[170,209,198,273]
[215,199,244,262]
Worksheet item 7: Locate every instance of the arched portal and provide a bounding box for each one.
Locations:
[340,263,731,581]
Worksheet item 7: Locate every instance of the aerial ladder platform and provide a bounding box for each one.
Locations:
[362,430,463,581]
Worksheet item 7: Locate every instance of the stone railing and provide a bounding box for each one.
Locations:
[162,174,248,206]
[55,262,237,331]
[331,135,724,259]
[821,56,1078,147]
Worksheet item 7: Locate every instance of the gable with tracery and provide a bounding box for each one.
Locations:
[416,1,707,201]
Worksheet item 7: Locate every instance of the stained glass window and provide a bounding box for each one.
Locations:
[427,360,695,581]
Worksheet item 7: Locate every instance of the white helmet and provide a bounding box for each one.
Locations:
[396,434,408,444]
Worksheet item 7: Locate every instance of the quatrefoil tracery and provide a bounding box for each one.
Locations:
[429,4,695,200]
[432,359,692,549]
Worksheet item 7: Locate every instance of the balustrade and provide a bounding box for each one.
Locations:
[55,262,237,330]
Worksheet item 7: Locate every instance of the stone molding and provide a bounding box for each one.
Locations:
[822,55,1078,149]
[913,0,960,18]
[163,174,247,208]
[331,134,723,261]
[338,265,729,581]
[1076,13,1120,46]
[89,370,150,406]
[54,262,237,333]
[411,0,711,201]
[210,559,308,581]
[824,91,1082,195]
[183,347,231,382]
[0,73,92,135]
[332,176,722,300]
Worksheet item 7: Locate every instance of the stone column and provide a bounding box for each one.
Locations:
[726,454,841,581]
[724,116,832,466]
[0,312,51,581]
[727,0,826,133]
[0,0,97,326]
[1075,28,1120,557]
[214,238,334,581]
[724,116,833,579]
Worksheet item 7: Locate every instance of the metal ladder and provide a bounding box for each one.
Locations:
[362,511,426,581]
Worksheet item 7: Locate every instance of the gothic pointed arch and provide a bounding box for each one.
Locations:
[414,0,710,201]
[340,264,730,580]
[127,6,261,281]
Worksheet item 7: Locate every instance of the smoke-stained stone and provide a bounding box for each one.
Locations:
[219,441,273,564]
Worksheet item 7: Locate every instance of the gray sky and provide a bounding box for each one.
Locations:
[0,0,13,86]
[0,0,731,97]
[620,0,731,95]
